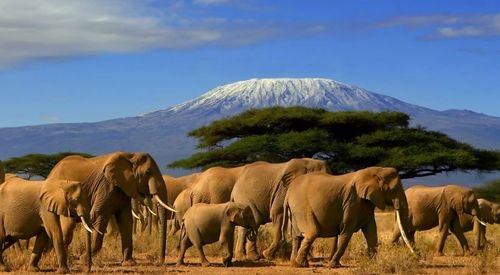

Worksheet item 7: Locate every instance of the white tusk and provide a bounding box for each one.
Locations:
[94,228,105,235]
[396,210,415,254]
[475,216,487,226]
[132,210,141,220]
[154,194,178,213]
[80,217,93,234]
[147,206,158,216]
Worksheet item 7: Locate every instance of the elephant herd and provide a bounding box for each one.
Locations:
[0,154,499,273]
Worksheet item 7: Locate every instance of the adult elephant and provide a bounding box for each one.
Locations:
[231,158,330,260]
[47,152,175,265]
[283,167,413,268]
[458,198,499,250]
[390,184,481,256]
[0,175,93,273]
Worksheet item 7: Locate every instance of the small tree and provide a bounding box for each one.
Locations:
[169,107,500,179]
[3,152,93,179]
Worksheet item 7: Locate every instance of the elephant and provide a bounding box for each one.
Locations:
[176,202,258,267]
[390,184,481,256]
[46,152,176,265]
[283,167,412,268]
[458,198,500,250]
[171,164,259,236]
[231,158,331,261]
[0,175,93,273]
[0,161,4,183]
[171,189,194,237]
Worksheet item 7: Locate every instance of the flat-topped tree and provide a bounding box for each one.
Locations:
[169,106,500,179]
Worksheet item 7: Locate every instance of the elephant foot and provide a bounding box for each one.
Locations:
[222,258,232,267]
[327,260,342,268]
[0,264,10,272]
[79,254,92,266]
[176,260,185,267]
[434,251,444,257]
[27,265,40,272]
[262,249,276,260]
[246,252,261,261]
[291,259,308,268]
[122,258,137,266]
[57,266,70,274]
[201,261,211,267]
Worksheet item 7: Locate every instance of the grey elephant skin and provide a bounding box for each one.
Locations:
[283,167,411,268]
[0,176,92,273]
[391,184,480,255]
[176,202,257,267]
[231,158,330,261]
[458,198,500,250]
[46,151,173,264]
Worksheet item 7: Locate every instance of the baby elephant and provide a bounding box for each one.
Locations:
[177,202,257,267]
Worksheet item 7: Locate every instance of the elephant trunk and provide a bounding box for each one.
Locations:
[147,177,170,264]
[392,196,415,253]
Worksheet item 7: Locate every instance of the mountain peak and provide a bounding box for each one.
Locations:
[148,78,415,117]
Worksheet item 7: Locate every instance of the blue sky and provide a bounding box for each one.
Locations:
[0,0,499,127]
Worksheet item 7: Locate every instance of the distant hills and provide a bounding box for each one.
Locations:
[1,78,499,185]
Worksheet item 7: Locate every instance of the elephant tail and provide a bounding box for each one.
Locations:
[281,199,291,242]
[178,220,186,249]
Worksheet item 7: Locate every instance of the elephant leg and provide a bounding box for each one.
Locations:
[40,211,69,273]
[176,232,192,266]
[328,232,353,268]
[479,225,487,250]
[293,235,316,268]
[28,230,50,271]
[245,233,260,261]
[450,220,471,256]
[435,221,450,256]
[116,209,135,265]
[263,214,283,259]
[195,244,210,267]
[327,236,337,263]
[0,236,18,271]
[234,226,247,261]
[60,216,77,247]
[220,233,235,267]
[291,236,303,262]
[361,220,378,258]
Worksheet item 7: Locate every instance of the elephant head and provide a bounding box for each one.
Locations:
[103,152,174,212]
[446,185,480,217]
[40,179,93,233]
[353,167,414,252]
[225,202,258,241]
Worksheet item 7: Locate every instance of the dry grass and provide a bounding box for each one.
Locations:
[1,212,499,274]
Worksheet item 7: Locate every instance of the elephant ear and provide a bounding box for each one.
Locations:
[104,153,141,200]
[225,204,245,225]
[448,188,465,215]
[40,179,80,217]
[353,168,386,210]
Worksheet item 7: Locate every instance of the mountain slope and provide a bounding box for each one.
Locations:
[1,78,499,183]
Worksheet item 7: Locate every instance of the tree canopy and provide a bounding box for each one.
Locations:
[169,107,500,179]
[2,152,93,179]
[473,179,500,203]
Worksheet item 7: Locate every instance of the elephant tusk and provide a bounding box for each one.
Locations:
[396,210,415,254]
[80,217,93,234]
[154,194,178,213]
[475,216,487,226]
[132,209,141,220]
[147,206,158,216]
[94,227,105,235]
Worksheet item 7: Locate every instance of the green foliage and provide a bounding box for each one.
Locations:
[473,179,500,202]
[2,152,93,179]
[170,106,500,178]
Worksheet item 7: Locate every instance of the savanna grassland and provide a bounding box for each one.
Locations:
[2,212,499,274]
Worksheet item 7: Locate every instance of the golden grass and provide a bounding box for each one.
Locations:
[2,212,499,274]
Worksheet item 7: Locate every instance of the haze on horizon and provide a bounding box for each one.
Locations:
[0,0,499,127]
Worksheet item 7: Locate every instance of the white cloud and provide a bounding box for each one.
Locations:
[193,0,231,5]
[374,13,500,40]
[0,0,327,68]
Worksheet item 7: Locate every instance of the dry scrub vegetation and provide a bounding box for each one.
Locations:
[2,212,499,274]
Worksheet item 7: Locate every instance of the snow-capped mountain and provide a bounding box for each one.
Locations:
[1,78,499,185]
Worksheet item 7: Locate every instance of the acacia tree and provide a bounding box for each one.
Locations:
[3,152,93,179]
[169,107,500,179]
